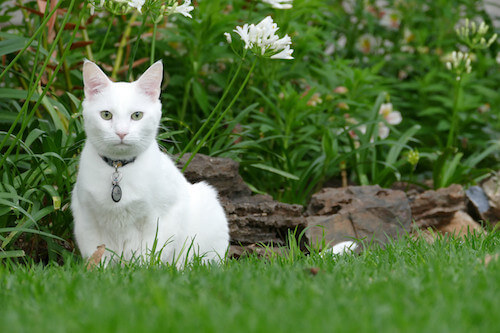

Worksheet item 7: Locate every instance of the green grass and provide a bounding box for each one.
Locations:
[1,232,499,332]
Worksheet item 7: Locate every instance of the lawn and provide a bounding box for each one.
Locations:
[2,232,499,332]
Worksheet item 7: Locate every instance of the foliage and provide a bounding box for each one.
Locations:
[0,0,499,260]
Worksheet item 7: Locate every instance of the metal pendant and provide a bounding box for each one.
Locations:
[111,184,122,202]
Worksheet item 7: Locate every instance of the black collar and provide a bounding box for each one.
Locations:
[100,155,136,168]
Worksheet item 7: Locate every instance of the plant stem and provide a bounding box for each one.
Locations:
[81,17,94,61]
[151,21,158,65]
[182,58,257,172]
[178,51,248,160]
[127,13,148,80]
[446,78,462,149]
[98,14,115,58]
[112,11,138,80]
[179,78,192,122]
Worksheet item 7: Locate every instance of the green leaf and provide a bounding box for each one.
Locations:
[0,37,28,56]
[0,250,25,259]
[250,163,299,180]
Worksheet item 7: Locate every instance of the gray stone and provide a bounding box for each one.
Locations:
[175,153,251,199]
[306,185,412,249]
[466,186,490,214]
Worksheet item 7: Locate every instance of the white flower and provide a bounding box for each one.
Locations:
[358,123,391,141]
[230,16,294,60]
[174,0,194,18]
[445,51,472,78]
[128,0,145,12]
[379,10,400,30]
[356,34,379,54]
[270,45,294,59]
[262,0,293,9]
[224,32,232,44]
[379,103,402,125]
[378,123,390,139]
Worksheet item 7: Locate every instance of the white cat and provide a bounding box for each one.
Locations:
[72,60,229,266]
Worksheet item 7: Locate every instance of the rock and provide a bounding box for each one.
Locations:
[175,153,251,199]
[480,172,500,225]
[466,186,490,216]
[228,244,287,258]
[465,185,498,225]
[438,211,484,237]
[222,194,305,246]
[176,153,305,247]
[306,185,412,249]
[409,184,466,228]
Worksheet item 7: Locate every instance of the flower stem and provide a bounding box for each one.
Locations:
[127,13,148,80]
[151,21,158,65]
[98,13,115,58]
[178,51,248,160]
[181,58,257,171]
[112,11,138,80]
[446,78,462,148]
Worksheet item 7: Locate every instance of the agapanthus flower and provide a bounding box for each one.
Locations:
[445,51,472,80]
[128,0,145,12]
[262,0,293,9]
[171,0,194,18]
[456,19,498,50]
[89,0,194,18]
[229,16,294,60]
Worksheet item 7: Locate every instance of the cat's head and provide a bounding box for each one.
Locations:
[82,61,163,160]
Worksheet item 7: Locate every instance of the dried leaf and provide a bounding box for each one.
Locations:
[70,41,94,50]
[86,244,106,270]
[37,0,58,42]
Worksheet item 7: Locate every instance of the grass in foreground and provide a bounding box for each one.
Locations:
[1,232,499,333]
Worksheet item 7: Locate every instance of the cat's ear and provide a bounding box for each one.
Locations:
[83,60,111,99]
[136,61,163,101]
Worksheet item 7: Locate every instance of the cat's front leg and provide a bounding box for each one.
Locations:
[72,195,107,260]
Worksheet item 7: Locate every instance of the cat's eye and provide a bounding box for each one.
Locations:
[131,112,144,121]
[100,111,112,120]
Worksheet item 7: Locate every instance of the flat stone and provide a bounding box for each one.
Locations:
[176,153,252,199]
[306,185,412,249]
[438,211,484,237]
[222,194,305,246]
[481,172,500,225]
[409,184,466,228]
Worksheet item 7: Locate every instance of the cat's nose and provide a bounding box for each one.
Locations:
[116,132,128,140]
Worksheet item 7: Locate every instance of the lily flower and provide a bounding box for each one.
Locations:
[379,103,402,125]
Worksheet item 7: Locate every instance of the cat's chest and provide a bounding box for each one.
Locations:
[77,162,158,220]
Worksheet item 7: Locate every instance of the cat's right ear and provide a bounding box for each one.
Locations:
[83,60,111,99]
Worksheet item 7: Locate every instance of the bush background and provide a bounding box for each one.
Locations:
[0,0,499,262]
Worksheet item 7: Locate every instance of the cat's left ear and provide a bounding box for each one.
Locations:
[136,61,163,101]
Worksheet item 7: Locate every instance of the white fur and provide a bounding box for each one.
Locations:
[72,61,229,266]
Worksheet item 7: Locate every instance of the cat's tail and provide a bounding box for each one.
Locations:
[324,240,358,255]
